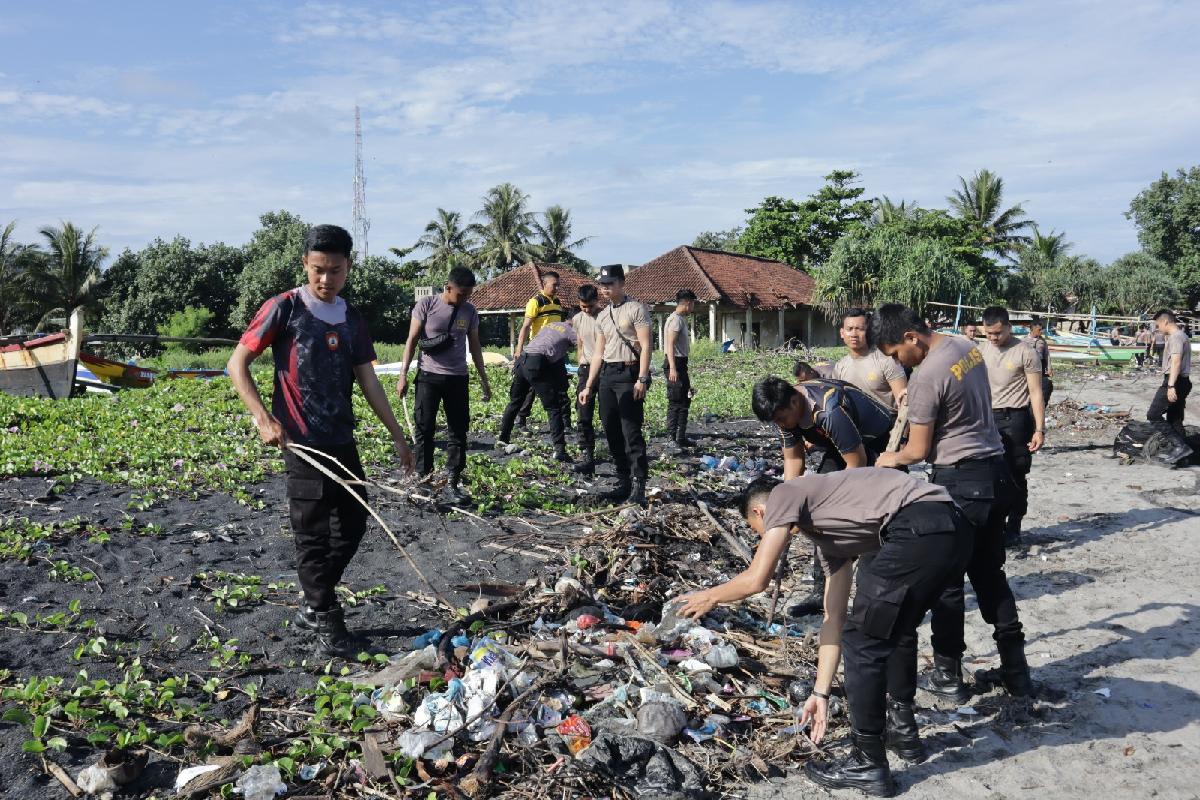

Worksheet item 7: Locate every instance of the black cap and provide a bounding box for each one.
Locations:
[597,264,625,284]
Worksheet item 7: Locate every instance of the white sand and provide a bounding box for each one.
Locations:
[754,368,1200,799]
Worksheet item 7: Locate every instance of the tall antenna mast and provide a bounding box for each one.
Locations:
[352,105,370,260]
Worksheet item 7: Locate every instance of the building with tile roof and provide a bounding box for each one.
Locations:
[625,246,838,349]
[469,262,599,352]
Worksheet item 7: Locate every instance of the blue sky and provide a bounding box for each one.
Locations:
[2,0,1198,267]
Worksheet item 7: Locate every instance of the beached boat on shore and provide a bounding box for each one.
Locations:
[0,311,82,399]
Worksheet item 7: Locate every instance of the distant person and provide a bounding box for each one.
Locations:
[1135,324,1152,368]
[1147,309,1192,434]
[961,323,978,341]
[228,224,415,658]
[571,285,602,476]
[512,271,567,431]
[979,306,1046,547]
[397,266,493,504]
[497,318,576,462]
[1151,325,1167,367]
[1025,318,1054,407]
[664,289,698,450]
[833,307,907,409]
[872,304,1033,701]
[577,264,654,506]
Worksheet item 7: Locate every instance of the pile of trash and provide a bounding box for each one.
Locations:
[1046,401,1131,434]
[342,506,828,798]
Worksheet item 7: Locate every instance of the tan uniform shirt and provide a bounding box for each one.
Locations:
[833,350,906,409]
[664,312,690,358]
[979,338,1041,409]
[1164,329,1192,376]
[573,312,600,364]
[598,297,652,363]
[906,336,1005,466]
[762,470,954,575]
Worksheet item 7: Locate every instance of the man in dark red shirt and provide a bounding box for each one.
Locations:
[228,225,413,658]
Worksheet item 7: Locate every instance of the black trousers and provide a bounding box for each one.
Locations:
[413,370,470,476]
[1041,375,1053,408]
[664,357,693,442]
[928,455,1025,659]
[500,354,569,448]
[1147,375,1192,430]
[597,362,648,479]
[576,363,597,454]
[842,502,973,734]
[994,406,1034,531]
[284,443,368,611]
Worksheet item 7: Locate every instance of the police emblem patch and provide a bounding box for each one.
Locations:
[326,331,340,351]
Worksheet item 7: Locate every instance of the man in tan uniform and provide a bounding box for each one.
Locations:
[664,289,697,450]
[572,285,602,475]
[1147,309,1192,433]
[833,307,907,409]
[578,264,654,505]
[979,306,1046,547]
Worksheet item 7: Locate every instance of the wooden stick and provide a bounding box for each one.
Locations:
[44,761,81,798]
[694,498,753,565]
[886,398,909,453]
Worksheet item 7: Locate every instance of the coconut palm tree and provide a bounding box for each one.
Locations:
[31,222,108,330]
[947,169,1034,259]
[531,205,592,268]
[871,196,919,226]
[1027,228,1072,264]
[410,208,473,286]
[469,183,535,277]
[0,221,41,332]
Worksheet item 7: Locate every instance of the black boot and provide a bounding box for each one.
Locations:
[628,478,648,506]
[573,448,595,476]
[554,446,573,464]
[885,699,927,763]
[294,603,319,631]
[601,475,632,503]
[443,474,470,505]
[1004,515,1023,548]
[919,654,970,704]
[804,730,895,797]
[313,606,370,659]
[997,639,1035,697]
[676,411,697,447]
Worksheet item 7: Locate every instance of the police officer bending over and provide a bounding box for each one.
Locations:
[872,304,1033,700]
[578,264,653,506]
[678,470,973,797]
[497,318,577,463]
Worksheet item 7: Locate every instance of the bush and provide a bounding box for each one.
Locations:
[158,306,216,353]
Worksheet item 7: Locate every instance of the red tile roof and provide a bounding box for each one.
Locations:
[626,246,815,310]
[471,262,597,312]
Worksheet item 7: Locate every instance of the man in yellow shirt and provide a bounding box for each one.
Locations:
[513,271,566,430]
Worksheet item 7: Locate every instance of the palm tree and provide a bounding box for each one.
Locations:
[410,208,473,285]
[0,221,39,332]
[531,205,592,267]
[31,222,108,330]
[469,183,535,277]
[1027,228,1072,264]
[871,196,919,226]
[947,169,1033,259]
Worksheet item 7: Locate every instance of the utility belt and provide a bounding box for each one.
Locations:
[880,501,962,542]
[992,406,1032,420]
[932,453,1005,471]
[602,360,639,370]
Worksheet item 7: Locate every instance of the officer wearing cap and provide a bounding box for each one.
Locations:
[577,264,654,506]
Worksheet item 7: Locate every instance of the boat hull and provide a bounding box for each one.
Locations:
[0,334,79,399]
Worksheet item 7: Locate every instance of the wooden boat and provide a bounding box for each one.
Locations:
[79,352,158,388]
[1046,343,1140,363]
[0,310,82,399]
[162,368,227,380]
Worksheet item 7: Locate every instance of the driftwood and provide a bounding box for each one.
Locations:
[693,498,753,565]
[887,399,909,453]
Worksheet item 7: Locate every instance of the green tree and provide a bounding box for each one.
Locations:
[0,221,43,332]
[158,306,216,353]
[1126,166,1200,307]
[738,170,875,267]
[692,227,744,251]
[30,222,108,330]
[411,208,474,287]
[470,183,535,277]
[1100,252,1180,316]
[1027,254,1103,313]
[231,211,310,329]
[531,205,592,268]
[342,254,414,343]
[871,196,918,226]
[947,169,1034,259]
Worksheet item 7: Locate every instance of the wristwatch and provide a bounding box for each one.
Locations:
[637,375,651,385]
[812,688,830,700]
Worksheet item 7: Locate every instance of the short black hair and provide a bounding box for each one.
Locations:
[676,289,697,302]
[304,224,353,258]
[1030,317,1044,328]
[871,304,929,347]
[1154,309,1177,323]
[981,306,1010,326]
[447,266,477,288]
[738,475,780,519]
[577,284,598,302]
[841,307,869,326]
[541,270,560,285]
[793,361,818,380]
[751,376,798,422]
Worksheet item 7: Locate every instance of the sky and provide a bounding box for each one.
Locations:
[2,0,1198,268]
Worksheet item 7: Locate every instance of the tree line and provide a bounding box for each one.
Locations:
[695,166,1200,318]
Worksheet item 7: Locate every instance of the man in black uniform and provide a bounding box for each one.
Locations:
[577,264,654,505]
[497,319,577,463]
[571,285,602,475]
[873,304,1033,701]
[677,470,973,796]
[751,375,896,615]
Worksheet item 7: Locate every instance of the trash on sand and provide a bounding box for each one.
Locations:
[76,764,118,799]
[411,629,443,649]
[372,685,410,721]
[396,729,454,760]
[704,644,739,669]
[175,764,222,792]
[637,700,689,742]
[954,706,979,716]
[236,764,287,800]
[414,681,466,733]
[298,761,325,781]
[576,732,708,799]
[1094,687,1112,699]
[556,715,593,755]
